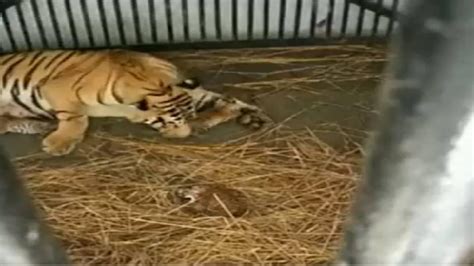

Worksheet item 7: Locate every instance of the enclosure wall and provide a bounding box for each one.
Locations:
[0,0,403,53]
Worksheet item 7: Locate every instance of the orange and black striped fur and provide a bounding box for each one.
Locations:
[0,49,269,156]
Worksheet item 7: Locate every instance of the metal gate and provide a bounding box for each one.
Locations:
[0,0,403,52]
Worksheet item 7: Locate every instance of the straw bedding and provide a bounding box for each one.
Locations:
[11,44,385,264]
[14,129,362,265]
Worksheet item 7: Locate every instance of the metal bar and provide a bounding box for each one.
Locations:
[0,146,70,265]
[355,4,365,36]
[350,0,398,19]
[247,0,253,39]
[326,0,335,37]
[263,0,269,38]
[213,0,221,39]
[292,0,302,38]
[309,0,318,37]
[3,4,29,50]
[231,0,238,39]
[370,0,383,37]
[335,0,474,264]
[199,0,206,39]
[385,0,398,36]
[182,0,190,41]
[340,1,350,37]
[0,0,20,12]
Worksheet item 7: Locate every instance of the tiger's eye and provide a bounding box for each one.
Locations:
[136,100,149,111]
[177,78,201,90]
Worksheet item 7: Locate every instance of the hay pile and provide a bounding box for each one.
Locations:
[15,129,362,265]
[163,44,386,92]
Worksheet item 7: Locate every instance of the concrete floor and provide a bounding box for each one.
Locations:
[0,45,387,158]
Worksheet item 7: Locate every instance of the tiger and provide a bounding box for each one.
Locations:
[0,49,270,156]
[0,78,269,136]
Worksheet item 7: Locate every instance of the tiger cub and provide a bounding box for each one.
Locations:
[0,49,269,156]
[0,116,55,135]
[172,78,270,133]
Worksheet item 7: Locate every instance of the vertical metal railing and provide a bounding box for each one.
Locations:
[0,0,402,53]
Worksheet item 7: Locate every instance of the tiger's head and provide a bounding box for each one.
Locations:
[45,49,192,139]
[110,53,202,138]
[130,78,202,138]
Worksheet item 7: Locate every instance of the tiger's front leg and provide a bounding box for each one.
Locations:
[40,78,92,156]
[42,112,88,156]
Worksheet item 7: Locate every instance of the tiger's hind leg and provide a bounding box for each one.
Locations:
[0,116,55,135]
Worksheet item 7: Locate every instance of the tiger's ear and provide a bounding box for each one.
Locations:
[176,78,201,90]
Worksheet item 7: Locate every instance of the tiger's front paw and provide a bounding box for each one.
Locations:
[42,132,82,156]
[237,108,273,130]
